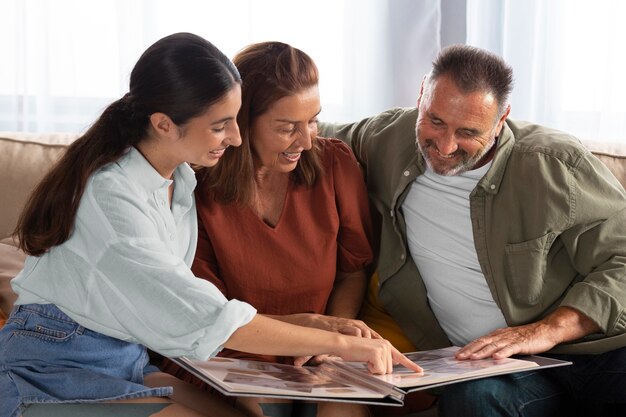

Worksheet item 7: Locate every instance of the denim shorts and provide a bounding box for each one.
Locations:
[0,304,173,417]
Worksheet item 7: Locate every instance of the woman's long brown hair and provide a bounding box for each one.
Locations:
[198,42,323,206]
[15,32,241,256]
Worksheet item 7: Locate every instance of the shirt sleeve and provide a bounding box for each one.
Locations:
[560,152,626,336]
[326,139,374,272]
[56,175,256,360]
[318,108,414,170]
[318,118,373,168]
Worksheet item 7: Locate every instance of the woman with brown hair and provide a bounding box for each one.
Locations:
[0,34,420,417]
[167,41,380,417]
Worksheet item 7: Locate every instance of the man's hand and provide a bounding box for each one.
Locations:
[456,306,601,360]
[455,321,560,360]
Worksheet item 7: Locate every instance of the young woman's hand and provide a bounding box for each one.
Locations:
[333,335,423,375]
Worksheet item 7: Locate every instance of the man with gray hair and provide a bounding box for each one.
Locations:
[320,44,626,416]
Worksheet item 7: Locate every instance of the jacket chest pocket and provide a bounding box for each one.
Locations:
[504,232,557,306]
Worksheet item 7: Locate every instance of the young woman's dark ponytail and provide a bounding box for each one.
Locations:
[15,32,241,256]
[15,95,146,256]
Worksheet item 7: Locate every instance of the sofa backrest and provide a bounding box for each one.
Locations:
[0,132,79,239]
[581,141,626,189]
[1,132,626,240]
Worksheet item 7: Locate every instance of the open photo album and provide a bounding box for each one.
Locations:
[171,346,571,406]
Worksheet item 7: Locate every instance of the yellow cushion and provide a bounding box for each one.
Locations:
[359,272,416,353]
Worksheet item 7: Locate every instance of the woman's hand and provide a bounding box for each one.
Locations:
[287,314,381,366]
[268,313,380,338]
[307,314,381,338]
[334,335,423,375]
[227,315,422,375]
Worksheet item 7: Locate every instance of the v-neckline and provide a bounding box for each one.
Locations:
[249,179,291,230]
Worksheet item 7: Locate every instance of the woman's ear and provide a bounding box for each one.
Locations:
[149,112,179,140]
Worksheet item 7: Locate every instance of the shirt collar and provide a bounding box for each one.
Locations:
[172,159,197,197]
[117,147,197,196]
[476,121,515,194]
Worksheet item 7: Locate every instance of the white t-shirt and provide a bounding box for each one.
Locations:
[12,147,256,360]
[402,162,507,346]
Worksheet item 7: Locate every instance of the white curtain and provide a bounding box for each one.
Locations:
[0,0,440,133]
[467,0,626,142]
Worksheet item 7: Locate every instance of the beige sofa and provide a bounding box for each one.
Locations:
[1,131,626,323]
[0,131,625,417]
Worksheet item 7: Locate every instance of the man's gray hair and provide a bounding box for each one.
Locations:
[425,44,514,117]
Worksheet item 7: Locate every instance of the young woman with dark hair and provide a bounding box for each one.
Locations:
[0,34,420,417]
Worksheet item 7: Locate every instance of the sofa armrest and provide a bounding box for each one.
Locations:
[0,237,26,322]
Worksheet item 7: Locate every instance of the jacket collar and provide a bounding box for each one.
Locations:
[476,121,515,195]
[411,118,516,195]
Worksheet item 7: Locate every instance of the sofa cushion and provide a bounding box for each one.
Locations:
[0,133,77,239]
[0,237,25,326]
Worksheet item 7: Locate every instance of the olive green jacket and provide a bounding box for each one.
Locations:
[319,107,626,354]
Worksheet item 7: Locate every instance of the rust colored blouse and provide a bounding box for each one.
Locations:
[193,138,373,362]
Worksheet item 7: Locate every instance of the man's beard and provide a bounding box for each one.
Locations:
[416,132,496,176]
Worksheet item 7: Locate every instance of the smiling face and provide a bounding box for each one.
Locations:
[176,84,242,168]
[249,86,321,173]
[416,74,509,176]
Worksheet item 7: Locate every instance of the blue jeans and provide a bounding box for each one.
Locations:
[438,347,626,417]
[0,304,172,417]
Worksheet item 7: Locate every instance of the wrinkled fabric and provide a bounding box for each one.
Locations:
[320,109,626,354]
[11,147,256,359]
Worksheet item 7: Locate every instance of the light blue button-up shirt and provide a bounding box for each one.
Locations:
[12,147,256,360]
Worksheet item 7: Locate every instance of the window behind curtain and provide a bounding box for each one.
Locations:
[467,0,626,142]
[0,0,441,133]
